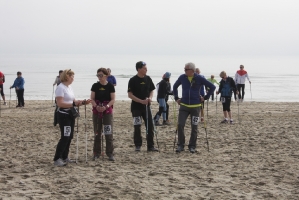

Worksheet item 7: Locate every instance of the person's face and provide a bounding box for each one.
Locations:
[211,76,214,79]
[107,69,111,75]
[96,71,107,81]
[67,74,74,84]
[221,75,227,80]
[195,69,200,74]
[17,73,22,77]
[240,66,244,70]
[184,66,194,76]
[138,65,147,76]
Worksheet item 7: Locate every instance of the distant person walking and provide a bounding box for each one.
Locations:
[0,71,7,105]
[127,61,158,152]
[53,70,63,86]
[53,69,90,166]
[153,72,172,126]
[10,71,25,108]
[235,65,251,102]
[53,70,63,126]
[216,71,239,124]
[195,68,206,122]
[206,75,220,101]
[107,68,117,86]
[173,63,215,153]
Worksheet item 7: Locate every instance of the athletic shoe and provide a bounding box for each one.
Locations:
[63,158,75,163]
[176,146,184,153]
[189,148,196,153]
[163,120,171,125]
[54,158,67,166]
[230,120,233,124]
[16,105,21,108]
[92,154,100,161]
[221,119,228,123]
[155,121,162,126]
[135,146,141,151]
[147,147,159,152]
[108,156,115,161]
[201,117,204,122]
[3,102,7,105]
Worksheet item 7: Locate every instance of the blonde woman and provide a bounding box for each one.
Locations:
[53,69,90,166]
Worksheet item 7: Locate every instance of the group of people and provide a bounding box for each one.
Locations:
[0,71,25,107]
[52,62,251,166]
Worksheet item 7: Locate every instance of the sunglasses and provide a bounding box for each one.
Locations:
[184,68,192,71]
[96,74,106,78]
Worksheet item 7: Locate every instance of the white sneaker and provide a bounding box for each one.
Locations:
[54,158,67,166]
[3,102,7,105]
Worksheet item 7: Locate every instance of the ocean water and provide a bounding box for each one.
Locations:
[0,54,298,102]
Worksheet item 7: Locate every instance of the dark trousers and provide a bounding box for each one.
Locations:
[53,112,75,161]
[132,108,155,148]
[92,113,114,157]
[16,89,24,106]
[237,84,245,99]
[221,97,232,112]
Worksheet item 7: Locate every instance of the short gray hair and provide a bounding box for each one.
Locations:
[185,62,195,71]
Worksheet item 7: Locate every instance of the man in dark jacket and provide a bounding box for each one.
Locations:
[173,62,215,153]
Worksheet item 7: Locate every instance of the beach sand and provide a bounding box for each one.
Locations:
[0,100,298,199]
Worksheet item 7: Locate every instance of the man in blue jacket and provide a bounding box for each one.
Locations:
[10,71,25,107]
[173,62,215,153]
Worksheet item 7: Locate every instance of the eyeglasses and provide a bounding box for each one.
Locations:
[96,74,106,78]
[184,68,191,71]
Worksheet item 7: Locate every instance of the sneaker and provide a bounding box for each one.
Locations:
[221,119,228,123]
[163,120,171,125]
[176,146,184,153]
[230,120,233,124]
[135,146,141,152]
[54,158,67,166]
[189,148,196,153]
[63,158,75,163]
[108,156,115,161]
[16,105,21,108]
[155,121,162,126]
[92,153,100,161]
[201,117,204,122]
[148,147,159,152]
[3,102,7,105]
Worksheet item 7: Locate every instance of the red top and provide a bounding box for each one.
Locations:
[0,71,4,85]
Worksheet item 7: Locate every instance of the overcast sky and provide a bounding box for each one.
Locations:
[0,0,298,56]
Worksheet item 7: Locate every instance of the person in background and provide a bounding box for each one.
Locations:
[53,70,63,126]
[0,71,7,105]
[195,68,206,122]
[154,72,172,126]
[10,71,25,108]
[90,68,116,161]
[107,68,117,86]
[53,69,91,166]
[53,70,63,86]
[206,75,220,102]
[173,63,215,153]
[235,65,251,102]
[127,61,158,152]
[216,71,239,124]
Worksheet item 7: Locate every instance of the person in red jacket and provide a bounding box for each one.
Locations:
[0,71,7,105]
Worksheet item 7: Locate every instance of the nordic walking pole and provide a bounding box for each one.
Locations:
[250,83,252,100]
[206,99,209,119]
[236,95,240,123]
[0,88,2,117]
[172,97,178,152]
[101,103,104,161]
[84,100,87,163]
[149,103,160,152]
[202,108,209,152]
[9,87,11,108]
[216,94,218,116]
[76,106,80,164]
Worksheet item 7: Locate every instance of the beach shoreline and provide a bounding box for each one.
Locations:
[0,100,298,199]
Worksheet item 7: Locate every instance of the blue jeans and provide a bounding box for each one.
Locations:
[155,98,167,121]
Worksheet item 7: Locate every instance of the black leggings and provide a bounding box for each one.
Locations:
[237,84,245,99]
[53,112,75,161]
[16,89,25,106]
[221,97,231,112]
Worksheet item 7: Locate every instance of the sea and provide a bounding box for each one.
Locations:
[0,54,298,102]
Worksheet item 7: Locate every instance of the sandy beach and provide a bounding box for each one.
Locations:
[0,100,298,199]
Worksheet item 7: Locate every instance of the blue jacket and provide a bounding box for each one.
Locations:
[173,73,216,105]
[11,77,25,89]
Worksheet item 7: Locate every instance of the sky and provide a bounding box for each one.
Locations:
[0,0,299,56]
